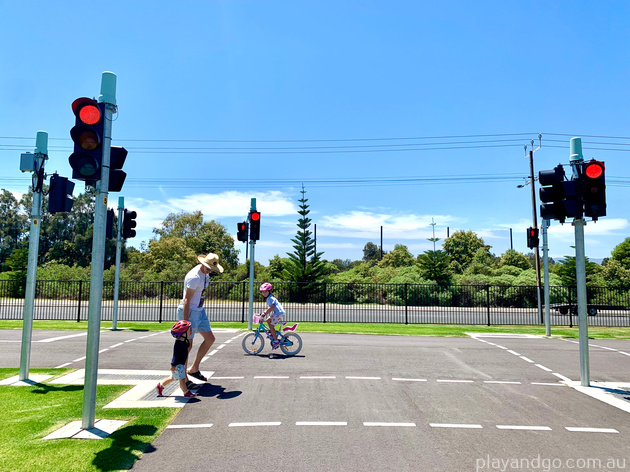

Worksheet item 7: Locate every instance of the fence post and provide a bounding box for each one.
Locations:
[486,285,491,326]
[159,281,164,323]
[77,280,83,323]
[404,283,408,325]
[323,282,327,323]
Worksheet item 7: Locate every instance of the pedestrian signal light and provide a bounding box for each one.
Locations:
[48,174,75,214]
[69,97,105,184]
[539,164,580,223]
[237,221,249,242]
[106,208,115,239]
[581,160,606,220]
[249,211,261,241]
[526,227,539,249]
[108,146,128,192]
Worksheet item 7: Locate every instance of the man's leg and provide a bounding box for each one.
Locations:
[189,330,215,374]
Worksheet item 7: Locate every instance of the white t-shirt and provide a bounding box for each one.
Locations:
[179,264,208,309]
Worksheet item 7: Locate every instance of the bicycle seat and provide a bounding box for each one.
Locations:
[282,323,299,332]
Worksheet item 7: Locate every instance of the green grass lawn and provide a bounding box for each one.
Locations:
[0,368,177,472]
[1,319,630,338]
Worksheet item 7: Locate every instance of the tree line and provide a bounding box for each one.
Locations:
[3,187,630,292]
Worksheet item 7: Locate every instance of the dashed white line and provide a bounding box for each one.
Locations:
[430,423,483,429]
[565,427,619,433]
[167,424,213,429]
[216,344,226,350]
[254,376,289,379]
[437,379,474,383]
[229,422,281,427]
[484,381,521,385]
[300,376,336,379]
[552,373,572,382]
[37,332,88,343]
[364,422,416,427]
[211,376,244,380]
[619,352,630,357]
[296,421,347,426]
[346,376,381,380]
[72,356,86,362]
[54,362,72,369]
[520,356,535,363]
[507,350,520,355]
[208,350,219,356]
[531,382,565,386]
[109,343,123,349]
[496,425,552,431]
[124,339,136,343]
[535,364,553,372]
[98,349,109,353]
[392,378,427,382]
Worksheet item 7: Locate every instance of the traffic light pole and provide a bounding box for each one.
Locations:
[570,137,590,387]
[541,219,551,336]
[82,72,117,430]
[528,149,543,324]
[247,198,257,331]
[19,131,48,381]
[112,196,124,331]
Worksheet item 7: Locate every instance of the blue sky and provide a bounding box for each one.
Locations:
[2,1,630,265]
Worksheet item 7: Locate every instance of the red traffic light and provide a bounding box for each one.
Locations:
[72,98,102,125]
[529,228,536,237]
[250,211,260,221]
[584,161,604,179]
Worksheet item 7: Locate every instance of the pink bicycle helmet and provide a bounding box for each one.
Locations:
[259,282,273,292]
[171,320,191,339]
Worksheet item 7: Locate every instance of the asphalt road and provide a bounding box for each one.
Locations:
[2,329,630,471]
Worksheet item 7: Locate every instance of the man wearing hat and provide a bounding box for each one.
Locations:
[177,253,224,385]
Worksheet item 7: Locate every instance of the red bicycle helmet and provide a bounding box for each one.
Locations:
[171,320,191,339]
[259,282,273,292]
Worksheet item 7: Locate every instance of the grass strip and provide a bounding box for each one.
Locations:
[1,320,630,339]
[0,368,178,472]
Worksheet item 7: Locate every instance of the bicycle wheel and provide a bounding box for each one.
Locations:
[279,332,302,356]
[242,332,265,355]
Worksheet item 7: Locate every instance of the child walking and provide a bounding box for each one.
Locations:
[156,320,196,398]
[258,282,285,349]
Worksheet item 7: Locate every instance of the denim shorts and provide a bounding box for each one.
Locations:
[177,307,211,339]
[172,364,186,380]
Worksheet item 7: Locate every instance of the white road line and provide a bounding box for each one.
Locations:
[208,350,219,356]
[37,332,88,343]
[506,350,520,355]
[520,356,535,363]
[535,364,553,372]
[54,362,72,368]
[496,345,508,349]
[565,427,619,433]
[392,378,427,382]
[223,339,233,343]
[619,352,630,357]
[109,343,123,349]
[254,376,289,379]
[496,425,551,431]
[229,422,281,427]
[167,424,213,429]
[296,421,347,426]
[73,356,86,362]
[531,382,565,386]
[217,344,226,350]
[484,381,521,384]
[430,423,483,429]
[211,376,244,380]
[346,376,381,380]
[300,376,336,379]
[437,379,474,383]
[364,422,416,427]
[124,339,136,343]
[598,346,618,351]
[98,349,109,353]
[552,373,572,382]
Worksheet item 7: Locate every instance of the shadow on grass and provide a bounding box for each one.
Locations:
[92,424,157,471]
[31,384,83,394]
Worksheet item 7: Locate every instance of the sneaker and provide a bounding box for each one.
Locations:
[272,340,280,350]
[184,391,196,398]
[156,383,164,396]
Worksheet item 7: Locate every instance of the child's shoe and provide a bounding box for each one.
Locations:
[184,391,196,398]
[272,340,280,350]
[156,383,164,396]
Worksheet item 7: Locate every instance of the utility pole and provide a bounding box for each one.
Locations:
[19,131,48,381]
[112,196,124,330]
[570,137,590,386]
[82,72,117,430]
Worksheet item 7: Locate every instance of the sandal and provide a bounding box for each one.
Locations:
[188,371,207,381]
[186,380,198,390]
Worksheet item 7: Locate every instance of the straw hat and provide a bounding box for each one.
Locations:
[197,253,224,273]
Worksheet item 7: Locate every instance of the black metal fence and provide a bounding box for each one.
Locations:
[1,279,629,326]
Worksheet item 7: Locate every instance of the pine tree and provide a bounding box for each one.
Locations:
[282,185,325,288]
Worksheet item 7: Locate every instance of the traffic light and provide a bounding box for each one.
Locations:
[48,174,75,214]
[106,209,115,239]
[581,159,606,220]
[526,227,539,249]
[539,165,580,223]
[237,221,249,242]
[249,211,261,241]
[108,146,128,192]
[69,97,105,184]
[122,209,137,239]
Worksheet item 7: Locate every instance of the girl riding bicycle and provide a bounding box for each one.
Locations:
[259,282,285,350]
